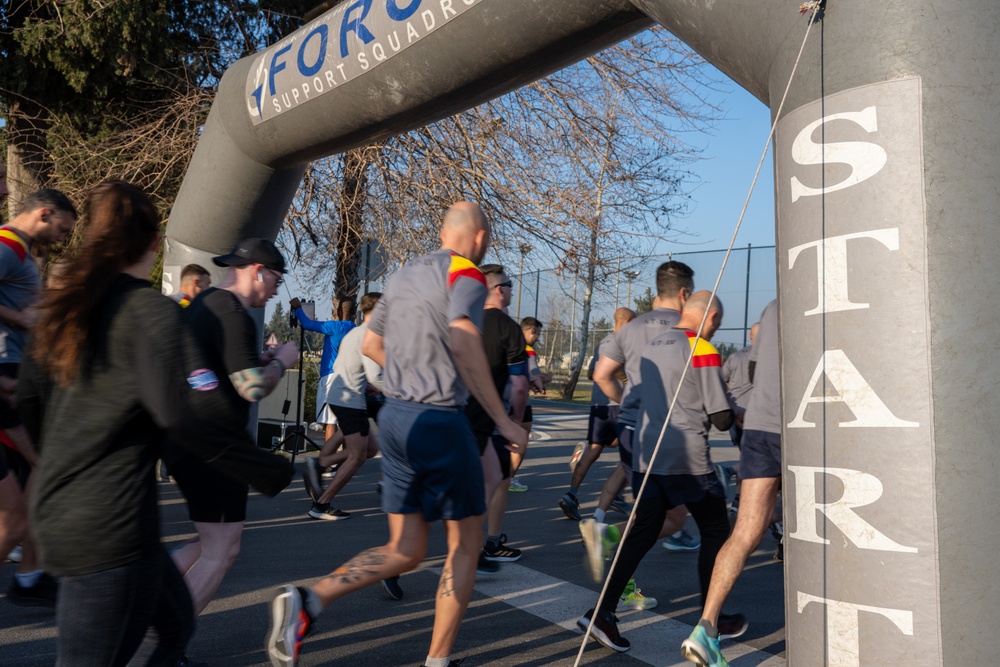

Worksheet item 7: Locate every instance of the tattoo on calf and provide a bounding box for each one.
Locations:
[437,565,454,598]
[326,548,389,586]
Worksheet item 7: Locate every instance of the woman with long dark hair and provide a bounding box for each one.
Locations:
[18,181,292,666]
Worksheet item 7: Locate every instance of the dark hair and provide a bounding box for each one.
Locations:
[655,260,694,298]
[359,292,382,315]
[181,264,210,280]
[479,263,504,277]
[34,181,159,386]
[19,188,78,219]
[520,317,543,330]
[333,294,356,320]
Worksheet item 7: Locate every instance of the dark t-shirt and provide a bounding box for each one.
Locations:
[20,276,292,577]
[179,287,260,427]
[465,308,528,435]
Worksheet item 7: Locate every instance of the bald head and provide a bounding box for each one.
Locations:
[749,322,760,345]
[440,201,490,264]
[613,307,636,332]
[677,290,724,340]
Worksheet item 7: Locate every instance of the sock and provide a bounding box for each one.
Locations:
[568,486,579,497]
[425,657,450,667]
[15,570,43,587]
[698,618,719,638]
[486,534,500,548]
[622,578,635,595]
[593,508,606,524]
[302,587,323,618]
[672,530,684,539]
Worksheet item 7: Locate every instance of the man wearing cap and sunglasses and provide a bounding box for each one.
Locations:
[168,238,299,625]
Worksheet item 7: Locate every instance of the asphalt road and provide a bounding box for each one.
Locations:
[0,401,785,666]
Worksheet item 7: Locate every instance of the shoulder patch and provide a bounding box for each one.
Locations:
[684,330,722,368]
[0,229,29,262]
[525,345,537,357]
[187,368,220,391]
[448,253,487,288]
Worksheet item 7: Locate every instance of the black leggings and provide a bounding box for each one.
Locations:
[600,474,730,614]
[56,547,193,667]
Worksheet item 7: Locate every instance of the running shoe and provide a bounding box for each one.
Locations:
[576,608,631,652]
[303,458,323,502]
[617,579,657,611]
[717,613,748,640]
[308,503,350,521]
[663,529,701,551]
[508,477,528,492]
[476,552,499,575]
[609,494,631,515]
[381,576,404,600]
[320,465,337,480]
[569,441,586,472]
[483,534,522,562]
[5,545,22,563]
[681,624,728,667]
[267,585,313,667]
[6,573,57,608]
[559,492,581,521]
[579,519,619,583]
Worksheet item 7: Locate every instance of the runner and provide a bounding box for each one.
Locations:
[266,201,527,667]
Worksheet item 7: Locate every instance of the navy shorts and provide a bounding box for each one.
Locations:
[587,405,620,446]
[1,447,30,489]
[0,362,21,429]
[379,399,485,522]
[739,429,782,479]
[171,455,249,523]
[634,471,726,509]
[333,406,370,437]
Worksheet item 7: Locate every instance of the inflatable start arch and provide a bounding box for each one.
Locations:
[164,2,1000,664]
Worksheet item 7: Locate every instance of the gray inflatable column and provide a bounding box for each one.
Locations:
[636,1,1000,664]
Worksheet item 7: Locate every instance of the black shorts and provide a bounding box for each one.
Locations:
[333,406,371,437]
[523,405,533,423]
[366,395,384,422]
[615,423,634,480]
[634,471,726,509]
[171,455,249,523]
[0,362,21,429]
[739,429,782,479]
[587,405,620,446]
[1,447,30,489]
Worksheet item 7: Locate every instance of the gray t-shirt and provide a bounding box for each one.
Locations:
[744,299,780,434]
[0,228,40,364]
[723,344,754,409]
[369,249,487,407]
[636,329,733,475]
[326,322,384,410]
[600,308,681,427]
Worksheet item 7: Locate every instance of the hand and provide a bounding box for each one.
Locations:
[276,341,299,369]
[290,297,301,311]
[530,377,545,394]
[497,418,528,455]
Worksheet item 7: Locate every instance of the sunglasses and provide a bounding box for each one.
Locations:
[496,281,513,289]
[267,269,284,287]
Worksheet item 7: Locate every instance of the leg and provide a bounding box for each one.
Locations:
[570,443,605,490]
[480,442,502,511]
[700,476,780,625]
[181,521,244,615]
[685,491,731,607]
[427,515,482,660]
[596,464,628,513]
[311,512,429,606]
[658,504,689,539]
[599,491,667,615]
[317,429,346,468]
[0,472,27,562]
[316,432,367,504]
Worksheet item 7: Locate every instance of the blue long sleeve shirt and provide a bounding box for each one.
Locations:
[294,308,355,377]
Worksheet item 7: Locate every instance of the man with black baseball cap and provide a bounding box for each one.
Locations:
[168,238,299,635]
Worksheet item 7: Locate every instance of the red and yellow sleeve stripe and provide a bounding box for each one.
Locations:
[0,229,29,261]
[448,253,487,288]
[684,330,722,368]
[525,345,537,357]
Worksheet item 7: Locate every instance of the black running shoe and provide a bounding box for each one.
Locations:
[576,608,630,652]
[308,503,350,521]
[559,492,581,521]
[7,573,57,608]
[718,612,749,639]
[381,576,404,600]
[476,552,499,575]
[483,534,521,562]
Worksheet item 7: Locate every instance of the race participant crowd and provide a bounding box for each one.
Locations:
[0,170,780,667]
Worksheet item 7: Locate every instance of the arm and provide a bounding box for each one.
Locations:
[449,317,527,452]
[228,341,298,402]
[593,355,625,404]
[508,374,529,424]
[362,353,384,393]
[0,304,34,330]
[361,327,386,368]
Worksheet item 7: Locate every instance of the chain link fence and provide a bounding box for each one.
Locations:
[511,244,776,378]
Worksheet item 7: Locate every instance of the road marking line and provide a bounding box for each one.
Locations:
[432,563,784,666]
